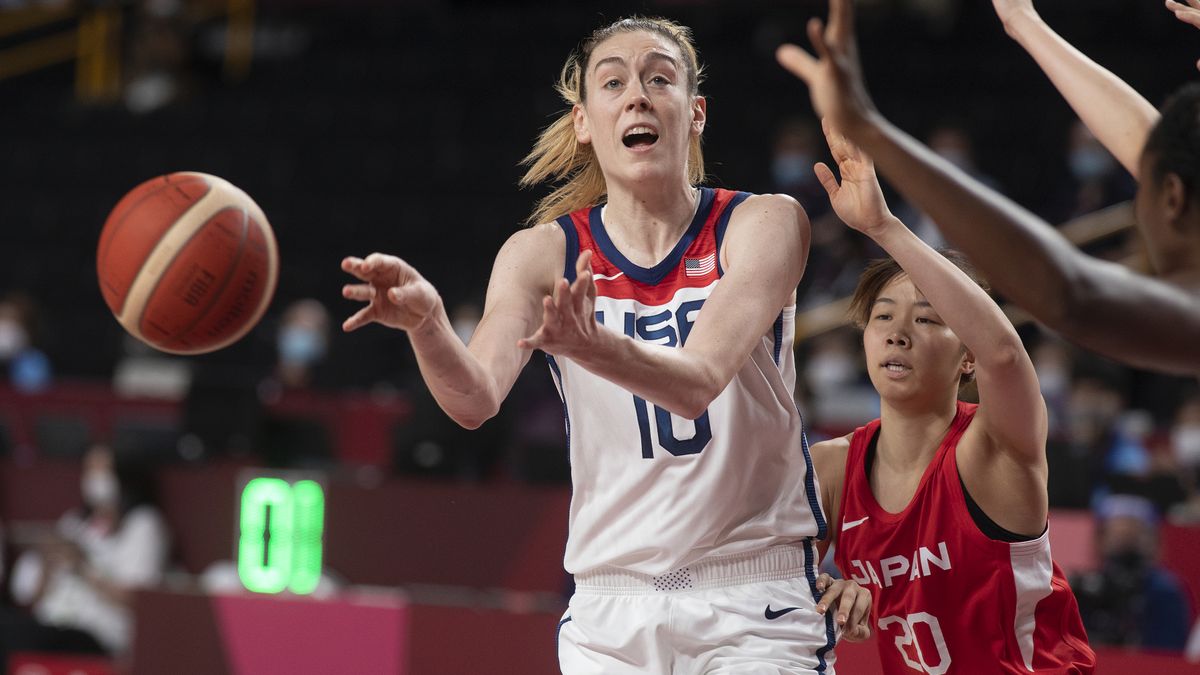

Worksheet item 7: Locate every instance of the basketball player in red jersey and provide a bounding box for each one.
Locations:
[779,0,1200,378]
[807,118,1096,673]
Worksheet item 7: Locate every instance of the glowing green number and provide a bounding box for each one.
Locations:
[237,477,324,594]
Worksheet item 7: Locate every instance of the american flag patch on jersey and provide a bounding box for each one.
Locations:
[684,253,716,277]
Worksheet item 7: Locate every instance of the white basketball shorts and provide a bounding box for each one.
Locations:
[557,540,838,674]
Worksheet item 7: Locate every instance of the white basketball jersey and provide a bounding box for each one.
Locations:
[549,188,825,576]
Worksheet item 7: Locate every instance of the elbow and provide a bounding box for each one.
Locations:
[1042,267,1102,335]
[452,409,496,431]
[679,375,725,420]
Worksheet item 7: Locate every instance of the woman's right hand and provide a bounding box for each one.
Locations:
[341,253,443,333]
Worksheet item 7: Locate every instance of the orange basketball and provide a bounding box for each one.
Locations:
[97,172,279,354]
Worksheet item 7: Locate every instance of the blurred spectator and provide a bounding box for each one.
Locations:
[0,292,51,393]
[1167,395,1200,523]
[124,0,194,114]
[267,298,332,391]
[1047,119,1138,226]
[896,122,1002,248]
[1065,370,1150,507]
[256,299,335,467]
[769,117,829,222]
[801,328,878,433]
[1072,495,1191,651]
[393,300,505,479]
[112,334,192,400]
[2,444,170,665]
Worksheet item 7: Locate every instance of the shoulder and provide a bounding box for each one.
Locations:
[810,433,853,483]
[721,193,811,268]
[503,221,566,255]
[727,192,809,229]
[491,222,567,288]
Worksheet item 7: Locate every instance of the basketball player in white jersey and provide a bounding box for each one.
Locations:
[342,15,869,674]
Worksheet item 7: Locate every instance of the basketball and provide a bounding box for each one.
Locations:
[97,172,279,355]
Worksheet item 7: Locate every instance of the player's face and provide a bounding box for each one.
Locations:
[574,31,705,188]
[861,274,973,405]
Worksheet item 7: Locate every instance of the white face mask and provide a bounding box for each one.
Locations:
[806,353,857,394]
[1173,425,1200,467]
[82,471,119,507]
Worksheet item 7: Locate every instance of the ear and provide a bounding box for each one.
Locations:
[691,96,707,136]
[1163,172,1189,225]
[961,348,976,381]
[573,103,591,145]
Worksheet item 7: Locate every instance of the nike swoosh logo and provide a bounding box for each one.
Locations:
[593,272,624,281]
[841,516,870,531]
[764,605,802,620]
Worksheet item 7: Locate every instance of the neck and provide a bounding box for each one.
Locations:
[1155,240,1200,291]
[876,396,959,469]
[602,181,699,265]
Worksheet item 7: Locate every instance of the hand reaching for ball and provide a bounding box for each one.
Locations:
[341,253,443,333]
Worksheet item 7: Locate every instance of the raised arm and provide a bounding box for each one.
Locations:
[341,224,562,429]
[518,194,810,419]
[817,120,1046,461]
[777,0,1200,377]
[992,0,1159,178]
[1166,0,1200,70]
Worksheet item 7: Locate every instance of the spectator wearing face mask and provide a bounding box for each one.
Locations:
[271,298,331,390]
[1048,119,1138,226]
[2,444,170,666]
[1166,395,1200,522]
[894,122,1003,249]
[1071,494,1191,651]
[0,292,51,393]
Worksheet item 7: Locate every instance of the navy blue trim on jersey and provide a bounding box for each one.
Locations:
[713,191,752,277]
[587,187,715,285]
[546,355,571,457]
[803,538,837,673]
[555,615,573,656]
[555,214,581,283]
[772,312,784,366]
[795,408,828,542]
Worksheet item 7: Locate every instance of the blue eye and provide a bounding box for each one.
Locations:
[604,79,622,89]
[649,75,669,85]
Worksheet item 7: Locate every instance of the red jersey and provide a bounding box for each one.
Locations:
[833,401,1095,674]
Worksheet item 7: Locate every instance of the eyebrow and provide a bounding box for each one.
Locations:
[592,51,680,76]
[872,297,933,308]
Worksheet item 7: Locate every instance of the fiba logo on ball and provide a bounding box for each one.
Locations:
[96,172,279,354]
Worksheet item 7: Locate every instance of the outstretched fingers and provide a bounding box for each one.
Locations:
[813,162,841,199]
[775,43,820,82]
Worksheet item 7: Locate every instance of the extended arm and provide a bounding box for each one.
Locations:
[817,121,1046,460]
[519,195,810,419]
[777,0,1200,376]
[342,225,561,429]
[993,0,1159,178]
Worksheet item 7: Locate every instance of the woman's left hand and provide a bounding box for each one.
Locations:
[517,250,601,358]
[816,572,873,641]
[815,118,898,240]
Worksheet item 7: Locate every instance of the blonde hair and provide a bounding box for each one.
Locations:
[519,16,706,226]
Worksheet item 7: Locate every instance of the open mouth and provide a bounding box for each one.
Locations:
[882,361,911,373]
[622,126,659,148]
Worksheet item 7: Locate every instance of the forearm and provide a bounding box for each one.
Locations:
[853,115,1083,328]
[1003,10,1158,177]
[571,327,724,420]
[408,311,507,429]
